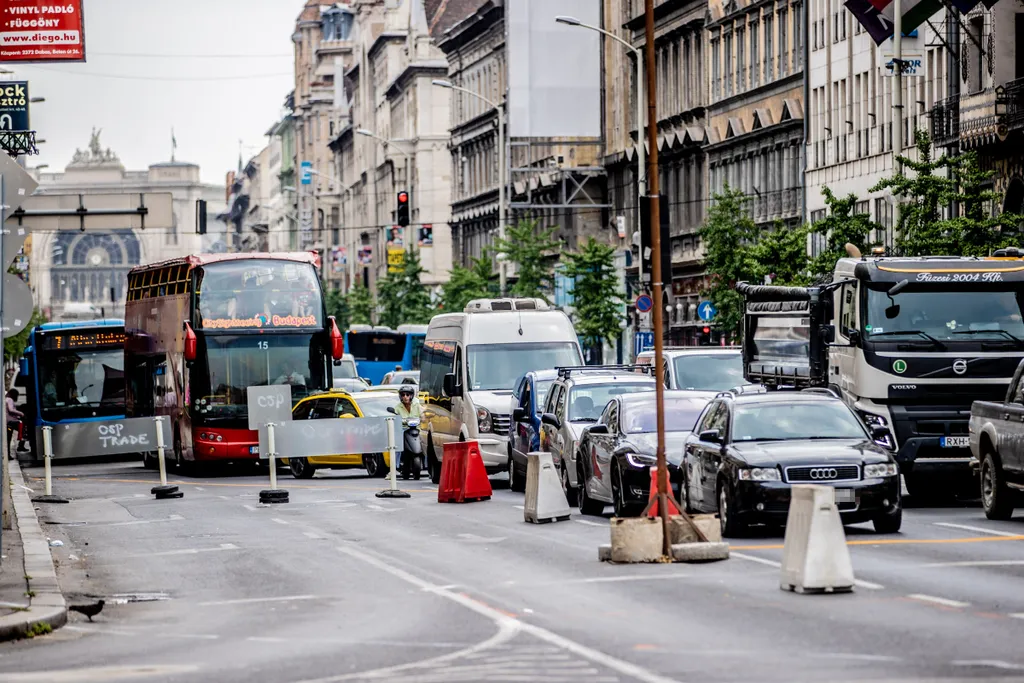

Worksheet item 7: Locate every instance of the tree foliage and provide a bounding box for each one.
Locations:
[4,308,47,363]
[346,282,375,326]
[377,248,433,328]
[806,187,879,279]
[749,220,812,287]
[562,238,624,348]
[440,249,498,313]
[495,219,561,300]
[324,287,350,330]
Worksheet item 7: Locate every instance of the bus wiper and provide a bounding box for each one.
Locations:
[953,329,1024,346]
[868,329,946,348]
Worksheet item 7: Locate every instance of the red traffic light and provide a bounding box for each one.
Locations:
[703,327,711,334]
[397,191,409,204]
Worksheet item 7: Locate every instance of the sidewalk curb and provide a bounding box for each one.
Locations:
[0,462,67,640]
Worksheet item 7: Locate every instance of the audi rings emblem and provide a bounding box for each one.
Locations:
[809,468,838,480]
[952,359,968,376]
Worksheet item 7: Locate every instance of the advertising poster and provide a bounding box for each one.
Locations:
[0,1,86,62]
[357,246,373,266]
[418,224,433,247]
[386,225,403,248]
[331,246,347,271]
[387,248,405,274]
[0,81,29,130]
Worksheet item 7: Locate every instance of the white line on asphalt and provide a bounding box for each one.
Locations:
[333,544,685,683]
[0,666,201,681]
[247,636,289,643]
[733,552,883,589]
[198,594,320,607]
[922,559,1024,568]
[194,486,205,491]
[906,594,970,609]
[303,531,325,540]
[218,495,232,500]
[271,518,290,525]
[512,504,524,510]
[933,522,1020,537]
[145,543,239,557]
[92,515,184,527]
[952,660,1024,670]
[1010,613,1024,620]
[242,504,258,512]
[573,519,607,527]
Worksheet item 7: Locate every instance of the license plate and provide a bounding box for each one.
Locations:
[940,436,969,448]
[834,488,856,503]
[250,446,259,454]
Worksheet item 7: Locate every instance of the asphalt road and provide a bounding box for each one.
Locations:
[2,462,1024,683]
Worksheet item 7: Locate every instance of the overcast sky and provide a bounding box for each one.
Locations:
[13,0,302,186]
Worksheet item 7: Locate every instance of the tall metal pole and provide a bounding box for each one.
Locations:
[497,105,507,297]
[636,51,646,288]
[643,0,671,557]
[892,0,903,179]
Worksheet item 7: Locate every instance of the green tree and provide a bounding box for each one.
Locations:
[806,187,879,279]
[324,287,350,329]
[346,282,375,326]
[440,249,498,313]
[377,248,434,328]
[749,220,812,287]
[562,238,624,348]
[943,150,1024,256]
[4,308,47,363]
[698,186,762,337]
[495,219,561,300]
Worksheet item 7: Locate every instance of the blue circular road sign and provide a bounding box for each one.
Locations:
[698,301,717,322]
[635,294,654,313]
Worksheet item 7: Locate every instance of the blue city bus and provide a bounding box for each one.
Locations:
[15,319,127,460]
[345,324,426,385]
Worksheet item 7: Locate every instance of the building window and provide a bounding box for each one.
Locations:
[793,1,802,64]
[778,7,789,77]
[765,14,774,81]
[874,197,893,246]
[809,210,827,257]
[750,20,759,87]
[737,26,746,92]
[724,31,733,96]
[855,200,869,216]
[711,37,721,99]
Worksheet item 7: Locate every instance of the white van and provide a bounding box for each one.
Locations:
[420,298,583,483]
[636,347,747,391]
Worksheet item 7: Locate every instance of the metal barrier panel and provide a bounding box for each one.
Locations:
[257,417,390,460]
[42,416,170,459]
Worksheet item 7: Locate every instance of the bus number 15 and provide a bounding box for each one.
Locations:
[257,341,269,350]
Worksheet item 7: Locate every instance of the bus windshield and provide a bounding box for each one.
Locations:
[192,334,327,423]
[37,349,125,422]
[195,260,324,330]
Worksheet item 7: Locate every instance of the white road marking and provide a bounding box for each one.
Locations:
[1009,613,1024,620]
[145,543,238,557]
[194,486,205,491]
[92,515,184,527]
[198,594,320,607]
[952,660,1024,670]
[512,504,524,510]
[303,531,325,540]
[365,504,399,512]
[0,665,200,681]
[922,559,1024,568]
[457,533,506,543]
[907,593,970,609]
[933,522,1020,537]
[573,519,606,528]
[733,552,883,589]
[247,636,288,643]
[217,495,232,500]
[242,505,259,512]
[271,518,290,525]
[333,544,685,683]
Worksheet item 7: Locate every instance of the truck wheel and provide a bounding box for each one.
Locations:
[427,439,441,484]
[981,452,1014,521]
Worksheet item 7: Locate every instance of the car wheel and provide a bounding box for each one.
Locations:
[612,464,639,518]
[364,453,387,478]
[872,506,903,534]
[428,438,442,485]
[981,452,1014,521]
[718,480,745,538]
[560,462,578,507]
[290,457,315,480]
[508,454,526,493]
[578,463,604,516]
[143,452,157,470]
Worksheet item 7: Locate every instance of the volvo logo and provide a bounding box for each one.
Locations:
[952,359,968,376]
[809,468,838,480]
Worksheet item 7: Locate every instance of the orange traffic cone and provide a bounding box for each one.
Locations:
[645,466,681,518]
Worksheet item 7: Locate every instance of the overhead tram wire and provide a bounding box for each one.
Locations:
[18,66,292,82]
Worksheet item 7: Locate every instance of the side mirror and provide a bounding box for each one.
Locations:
[443,372,461,397]
[586,424,609,435]
[183,321,197,363]
[699,429,722,444]
[821,325,836,344]
[513,407,528,423]
[541,412,561,429]
[885,304,901,319]
[847,329,862,346]
[328,316,345,361]
[386,406,397,414]
[333,359,342,367]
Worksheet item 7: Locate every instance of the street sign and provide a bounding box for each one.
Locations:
[43,416,170,460]
[698,301,717,322]
[635,294,654,313]
[246,385,294,431]
[0,82,29,131]
[300,161,313,185]
[2,273,32,335]
[258,417,390,460]
[634,331,654,357]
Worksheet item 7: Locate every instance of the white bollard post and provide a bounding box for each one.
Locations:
[259,422,288,504]
[151,417,182,499]
[32,426,68,504]
[376,416,410,499]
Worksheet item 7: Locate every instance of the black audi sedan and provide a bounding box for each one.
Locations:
[682,391,902,537]
[576,390,713,517]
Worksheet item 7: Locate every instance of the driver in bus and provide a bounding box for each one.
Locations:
[273,360,307,387]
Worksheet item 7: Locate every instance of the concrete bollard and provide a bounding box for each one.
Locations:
[258,422,289,505]
[30,426,68,505]
[151,416,182,500]
[608,517,663,563]
[523,452,570,524]
[780,484,854,593]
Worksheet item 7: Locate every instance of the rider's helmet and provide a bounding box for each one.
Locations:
[398,385,415,398]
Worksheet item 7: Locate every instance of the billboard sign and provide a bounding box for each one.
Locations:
[508,0,601,138]
[0,81,29,130]
[0,1,86,62]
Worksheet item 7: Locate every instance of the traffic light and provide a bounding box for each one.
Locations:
[396,190,410,227]
[638,195,671,284]
[196,199,207,235]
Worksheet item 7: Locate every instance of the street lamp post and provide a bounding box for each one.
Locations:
[556,15,644,284]
[356,128,414,251]
[433,79,507,296]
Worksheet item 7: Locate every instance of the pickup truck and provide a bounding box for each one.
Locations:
[969,358,1024,520]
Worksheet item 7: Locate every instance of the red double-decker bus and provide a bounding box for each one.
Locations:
[124,252,344,472]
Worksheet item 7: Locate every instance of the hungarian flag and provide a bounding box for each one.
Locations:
[846,0,894,44]
[869,0,943,32]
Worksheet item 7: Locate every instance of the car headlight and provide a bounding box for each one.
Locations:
[406,418,421,428]
[738,467,781,481]
[857,410,888,427]
[864,462,898,478]
[476,407,492,433]
[626,452,657,467]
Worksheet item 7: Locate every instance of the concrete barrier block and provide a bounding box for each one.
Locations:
[780,485,855,593]
[609,517,663,563]
[524,452,571,524]
[598,544,612,562]
[668,514,722,544]
[671,542,730,562]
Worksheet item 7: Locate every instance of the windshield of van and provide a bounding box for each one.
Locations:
[467,343,581,391]
[672,353,744,391]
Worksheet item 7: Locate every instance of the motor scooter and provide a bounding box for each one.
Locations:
[387,407,423,480]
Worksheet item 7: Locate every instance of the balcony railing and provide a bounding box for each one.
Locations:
[931,95,960,146]
[1003,77,1024,132]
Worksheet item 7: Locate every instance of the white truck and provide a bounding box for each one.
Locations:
[738,251,1024,500]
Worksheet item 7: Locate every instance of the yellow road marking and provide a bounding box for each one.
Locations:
[731,535,1024,551]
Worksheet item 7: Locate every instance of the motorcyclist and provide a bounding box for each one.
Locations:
[395,385,421,420]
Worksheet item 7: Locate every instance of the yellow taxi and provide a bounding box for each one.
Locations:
[283,389,400,479]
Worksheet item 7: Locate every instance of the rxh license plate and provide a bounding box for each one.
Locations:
[940,437,969,448]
